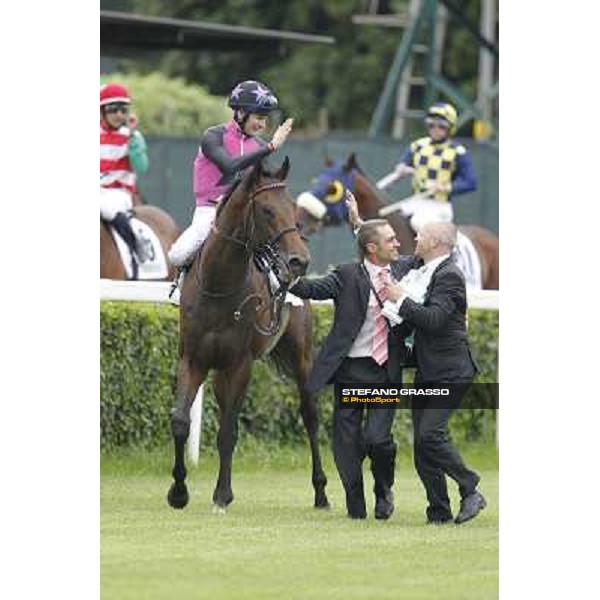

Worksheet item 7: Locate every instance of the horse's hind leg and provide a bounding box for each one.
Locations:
[211,357,252,510]
[298,377,329,508]
[167,358,205,509]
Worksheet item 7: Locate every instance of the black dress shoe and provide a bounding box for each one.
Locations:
[455,491,486,524]
[374,490,394,520]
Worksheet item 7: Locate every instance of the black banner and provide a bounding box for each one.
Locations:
[334,383,498,410]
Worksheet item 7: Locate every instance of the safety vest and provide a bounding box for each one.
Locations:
[409,136,466,202]
[100,121,136,194]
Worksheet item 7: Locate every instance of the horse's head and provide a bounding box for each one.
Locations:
[243,157,310,280]
[295,154,359,236]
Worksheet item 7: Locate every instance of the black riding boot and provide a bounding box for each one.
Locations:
[111,212,139,279]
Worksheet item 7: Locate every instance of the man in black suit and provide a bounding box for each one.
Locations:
[291,219,418,520]
[387,222,486,525]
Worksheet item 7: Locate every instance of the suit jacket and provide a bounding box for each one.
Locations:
[398,256,478,382]
[291,257,419,394]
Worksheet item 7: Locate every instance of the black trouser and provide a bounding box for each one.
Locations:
[333,357,397,517]
[411,379,480,521]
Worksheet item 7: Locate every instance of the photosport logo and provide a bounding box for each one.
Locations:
[334,383,499,410]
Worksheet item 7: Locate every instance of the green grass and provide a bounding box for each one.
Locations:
[101,444,498,600]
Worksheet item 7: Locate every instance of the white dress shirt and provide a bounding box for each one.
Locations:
[382,253,451,326]
[348,259,394,358]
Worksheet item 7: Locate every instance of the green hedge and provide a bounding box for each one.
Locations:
[101,302,498,452]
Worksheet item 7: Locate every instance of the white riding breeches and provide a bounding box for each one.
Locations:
[100,187,133,221]
[399,197,453,232]
[168,205,217,267]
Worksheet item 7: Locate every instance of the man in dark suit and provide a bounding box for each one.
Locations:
[387,222,486,525]
[291,219,418,520]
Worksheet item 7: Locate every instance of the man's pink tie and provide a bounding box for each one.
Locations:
[372,269,391,366]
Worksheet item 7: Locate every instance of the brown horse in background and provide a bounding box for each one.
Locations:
[167,158,329,512]
[132,191,144,207]
[297,154,499,289]
[100,204,180,280]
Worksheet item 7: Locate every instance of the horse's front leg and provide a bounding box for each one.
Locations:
[167,358,205,509]
[211,357,252,511]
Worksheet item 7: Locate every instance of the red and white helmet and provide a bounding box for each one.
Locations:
[100,83,131,107]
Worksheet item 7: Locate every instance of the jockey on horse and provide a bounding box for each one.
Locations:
[167,79,294,304]
[100,82,150,278]
[391,102,478,232]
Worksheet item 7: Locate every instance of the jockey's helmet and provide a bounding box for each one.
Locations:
[426,102,458,135]
[100,83,131,107]
[228,80,278,115]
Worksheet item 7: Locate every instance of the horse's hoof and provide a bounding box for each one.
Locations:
[212,504,227,515]
[314,494,330,510]
[167,482,189,509]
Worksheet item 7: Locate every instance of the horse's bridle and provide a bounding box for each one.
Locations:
[210,182,299,253]
[202,182,300,292]
[198,181,302,334]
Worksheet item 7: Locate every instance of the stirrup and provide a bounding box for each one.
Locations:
[129,255,139,281]
[168,268,185,305]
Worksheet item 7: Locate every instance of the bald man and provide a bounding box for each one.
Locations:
[387,222,486,525]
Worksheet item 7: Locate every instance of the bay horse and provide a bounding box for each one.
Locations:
[297,154,499,289]
[167,157,329,512]
[100,204,180,280]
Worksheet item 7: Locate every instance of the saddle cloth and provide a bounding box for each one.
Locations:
[454,231,482,290]
[109,217,169,280]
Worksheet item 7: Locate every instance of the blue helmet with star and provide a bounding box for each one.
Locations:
[228,80,278,115]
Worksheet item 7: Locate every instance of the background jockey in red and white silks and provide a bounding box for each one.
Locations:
[167,79,293,304]
[100,82,149,276]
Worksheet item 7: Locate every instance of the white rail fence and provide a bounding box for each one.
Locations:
[100,279,500,310]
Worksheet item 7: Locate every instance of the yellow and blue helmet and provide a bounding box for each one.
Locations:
[426,102,458,135]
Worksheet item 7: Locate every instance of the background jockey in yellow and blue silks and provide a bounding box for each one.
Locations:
[393,102,477,232]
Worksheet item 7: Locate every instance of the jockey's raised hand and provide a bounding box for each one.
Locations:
[270,118,294,150]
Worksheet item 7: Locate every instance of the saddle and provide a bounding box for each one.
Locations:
[106,214,169,280]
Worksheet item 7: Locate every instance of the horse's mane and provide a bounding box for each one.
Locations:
[350,159,367,177]
[215,176,244,219]
[350,157,388,207]
[215,160,281,219]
